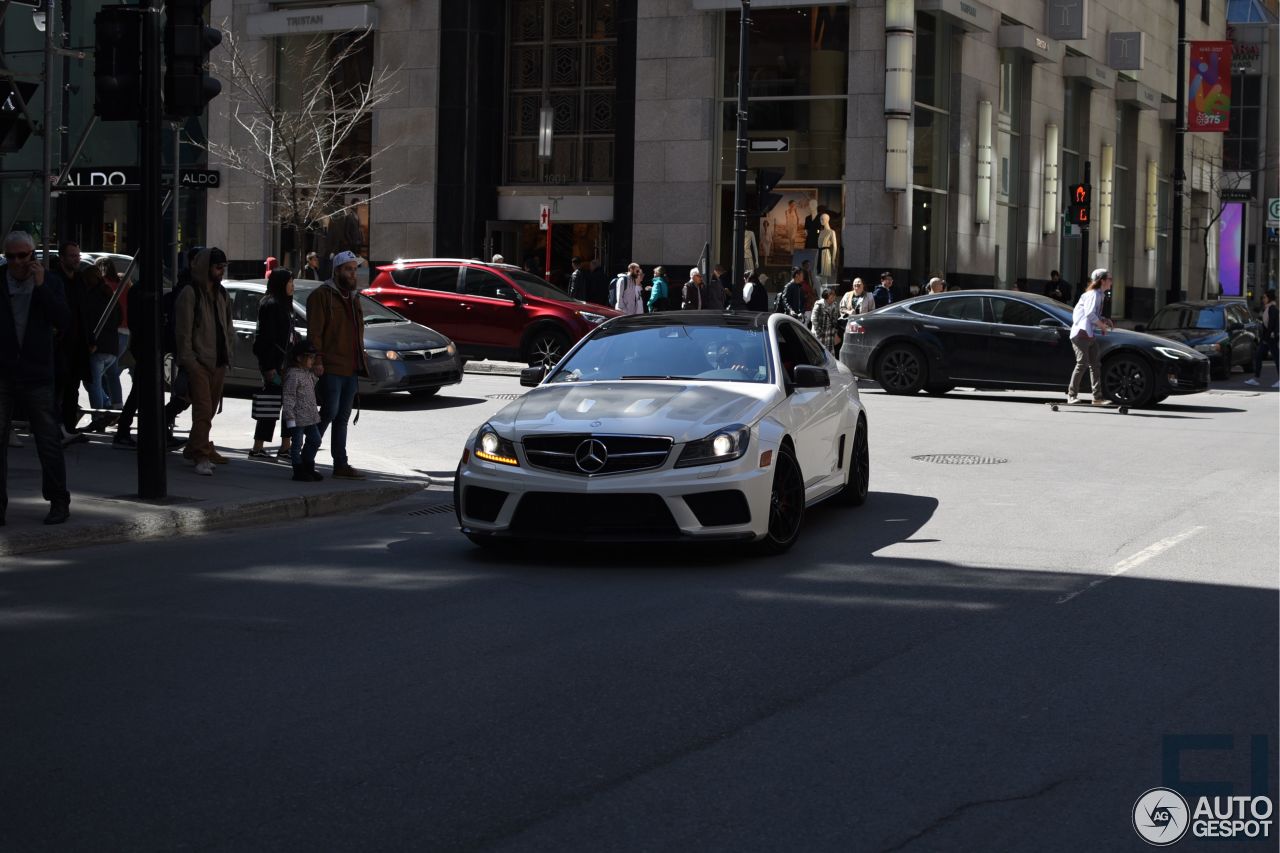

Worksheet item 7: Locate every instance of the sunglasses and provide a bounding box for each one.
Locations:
[4,251,32,261]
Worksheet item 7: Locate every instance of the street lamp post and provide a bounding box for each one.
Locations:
[1170,0,1187,306]
[730,0,750,291]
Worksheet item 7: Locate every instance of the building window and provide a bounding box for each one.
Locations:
[1224,74,1261,171]
[717,7,849,281]
[996,50,1027,288]
[912,12,952,281]
[505,0,617,184]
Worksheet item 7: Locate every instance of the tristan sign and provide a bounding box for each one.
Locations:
[246,4,378,37]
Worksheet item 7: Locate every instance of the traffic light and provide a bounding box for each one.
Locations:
[754,167,785,216]
[164,0,222,118]
[94,6,142,121]
[1068,182,1091,225]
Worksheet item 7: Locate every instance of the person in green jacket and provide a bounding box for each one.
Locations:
[647,266,670,313]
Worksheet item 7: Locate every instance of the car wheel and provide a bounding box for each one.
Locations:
[409,387,441,398]
[1149,392,1169,405]
[836,417,869,506]
[1103,354,1154,407]
[525,328,570,368]
[874,344,927,394]
[925,383,953,396]
[760,443,805,554]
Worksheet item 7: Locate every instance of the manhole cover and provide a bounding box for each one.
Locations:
[912,454,1007,465]
[407,503,455,517]
[486,393,522,400]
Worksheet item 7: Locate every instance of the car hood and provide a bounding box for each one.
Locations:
[1141,328,1226,347]
[361,321,450,351]
[489,381,781,444]
[1104,328,1207,358]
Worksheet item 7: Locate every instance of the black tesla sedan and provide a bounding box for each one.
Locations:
[1136,300,1260,379]
[840,290,1210,407]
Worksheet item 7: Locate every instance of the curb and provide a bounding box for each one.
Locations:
[0,482,423,558]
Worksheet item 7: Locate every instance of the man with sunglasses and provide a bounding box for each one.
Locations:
[0,231,72,525]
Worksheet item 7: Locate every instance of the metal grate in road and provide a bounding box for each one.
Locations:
[912,454,1007,465]
[486,393,523,400]
[407,504,456,517]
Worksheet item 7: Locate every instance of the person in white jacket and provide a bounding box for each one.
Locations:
[614,263,644,315]
[1067,268,1115,405]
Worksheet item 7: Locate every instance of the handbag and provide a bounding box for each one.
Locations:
[251,388,283,420]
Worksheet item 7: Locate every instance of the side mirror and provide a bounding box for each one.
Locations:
[519,366,546,387]
[792,365,830,388]
[1038,317,1066,329]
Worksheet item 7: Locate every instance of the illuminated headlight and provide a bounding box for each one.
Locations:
[1154,346,1194,360]
[1193,343,1221,354]
[676,425,751,468]
[577,310,608,325]
[366,349,400,360]
[446,342,458,356]
[474,424,519,466]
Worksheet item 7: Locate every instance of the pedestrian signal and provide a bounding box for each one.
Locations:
[1068,183,1091,227]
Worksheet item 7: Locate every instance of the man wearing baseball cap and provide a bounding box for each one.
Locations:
[307,250,365,479]
[681,267,704,310]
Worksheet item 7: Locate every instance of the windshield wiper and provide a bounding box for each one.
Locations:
[619,375,688,380]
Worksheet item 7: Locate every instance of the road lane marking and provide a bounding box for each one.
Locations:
[1056,526,1206,604]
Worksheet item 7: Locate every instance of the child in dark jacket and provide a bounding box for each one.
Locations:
[281,338,323,481]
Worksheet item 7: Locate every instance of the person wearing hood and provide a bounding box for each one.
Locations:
[174,247,234,475]
[306,250,366,480]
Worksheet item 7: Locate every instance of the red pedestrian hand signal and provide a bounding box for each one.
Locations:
[1075,185,1087,203]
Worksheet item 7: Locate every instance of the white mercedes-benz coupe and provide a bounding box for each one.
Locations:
[455,311,869,553]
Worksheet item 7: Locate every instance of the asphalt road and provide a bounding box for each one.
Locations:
[2,376,1276,852]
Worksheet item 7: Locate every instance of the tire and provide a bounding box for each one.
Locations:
[759,443,805,555]
[1149,392,1169,405]
[524,328,570,369]
[925,383,953,396]
[409,387,441,398]
[1103,354,1154,407]
[874,344,927,395]
[835,417,869,506]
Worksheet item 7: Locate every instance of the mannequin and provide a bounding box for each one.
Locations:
[804,199,821,249]
[817,213,838,282]
[743,229,760,274]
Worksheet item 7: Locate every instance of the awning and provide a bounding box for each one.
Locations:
[1062,55,1115,89]
[998,25,1064,64]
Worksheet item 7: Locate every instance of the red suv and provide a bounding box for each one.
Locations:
[366,259,620,367]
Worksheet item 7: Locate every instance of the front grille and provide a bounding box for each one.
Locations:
[399,347,453,362]
[510,492,679,537]
[522,434,672,476]
[683,490,751,527]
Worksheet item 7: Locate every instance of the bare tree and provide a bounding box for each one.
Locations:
[200,26,403,269]
[1187,153,1277,300]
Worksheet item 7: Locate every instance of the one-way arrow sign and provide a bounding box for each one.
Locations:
[749,138,789,153]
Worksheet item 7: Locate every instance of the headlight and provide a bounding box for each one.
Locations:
[676,425,751,468]
[1154,346,1194,360]
[365,349,400,360]
[577,310,608,325]
[1193,343,1221,354]
[446,342,458,356]
[474,424,519,466]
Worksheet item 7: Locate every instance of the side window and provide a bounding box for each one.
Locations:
[909,298,941,316]
[796,325,828,366]
[990,297,1050,327]
[230,290,261,323]
[462,268,517,300]
[930,296,986,322]
[390,268,419,288]
[1228,304,1249,326]
[776,323,824,373]
[414,267,461,292]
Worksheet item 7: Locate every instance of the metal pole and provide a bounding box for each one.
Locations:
[544,213,552,283]
[730,0,750,292]
[1169,0,1187,307]
[1079,161,1091,295]
[137,1,166,499]
[40,0,57,256]
[172,122,181,287]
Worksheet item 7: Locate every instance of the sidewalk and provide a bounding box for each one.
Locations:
[0,433,424,558]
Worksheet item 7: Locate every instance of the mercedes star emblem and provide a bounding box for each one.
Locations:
[574,438,609,474]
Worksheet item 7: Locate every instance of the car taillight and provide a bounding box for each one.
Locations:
[846,321,865,335]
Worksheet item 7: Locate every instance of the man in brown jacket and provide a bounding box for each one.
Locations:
[174,247,234,475]
[307,250,365,479]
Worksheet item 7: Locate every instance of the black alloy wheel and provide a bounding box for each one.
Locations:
[1103,354,1154,407]
[761,443,805,554]
[525,328,570,369]
[836,417,870,506]
[874,344,927,394]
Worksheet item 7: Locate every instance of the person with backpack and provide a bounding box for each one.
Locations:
[174,247,234,476]
[647,266,670,313]
[742,271,770,312]
[614,263,644,315]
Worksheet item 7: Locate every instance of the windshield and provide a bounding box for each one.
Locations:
[292,282,408,324]
[1148,305,1225,331]
[505,269,578,302]
[548,323,772,384]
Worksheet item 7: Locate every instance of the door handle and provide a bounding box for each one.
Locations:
[999,331,1015,337]
[403,299,414,306]
[923,324,940,330]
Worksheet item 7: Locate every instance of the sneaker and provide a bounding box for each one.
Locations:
[247,449,272,459]
[61,432,89,447]
[167,435,187,450]
[332,464,365,480]
[194,459,214,476]
[208,450,230,465]
[1091,399,1115,407]
[1244,377,1260,386]
[275,447,292,460]
[112,432,137,449]
[1066,394,1079,405]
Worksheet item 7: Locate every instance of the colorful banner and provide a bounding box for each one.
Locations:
[1188,41,1232,132]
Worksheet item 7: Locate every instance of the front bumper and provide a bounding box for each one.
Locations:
[1156,356,1211,395]
[362,353,464,395]
[456,444,774,542]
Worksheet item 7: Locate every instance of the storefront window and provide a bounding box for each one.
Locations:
[505,0,617,184]
[722,7,848,98]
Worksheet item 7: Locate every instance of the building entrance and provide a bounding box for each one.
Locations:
[485,219,608,291]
